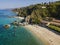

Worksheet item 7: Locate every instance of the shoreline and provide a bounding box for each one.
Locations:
[24,24,60,45]
[14,16,60,45]
[13,16,24,19]
[24,25,50,45]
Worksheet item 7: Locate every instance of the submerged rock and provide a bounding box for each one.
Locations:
[11,21,19,25]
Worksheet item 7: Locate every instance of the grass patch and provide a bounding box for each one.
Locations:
[48,25,60,32]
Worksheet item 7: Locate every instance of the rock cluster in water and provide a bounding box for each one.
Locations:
[4,24,11,29]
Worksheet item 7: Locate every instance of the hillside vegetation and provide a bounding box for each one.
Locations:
[13,1,60,24]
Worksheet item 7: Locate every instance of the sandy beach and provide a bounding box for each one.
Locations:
[13,16,24,19]
[24,25,60,45]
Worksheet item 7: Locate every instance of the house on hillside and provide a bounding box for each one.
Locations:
[42,6,46,8]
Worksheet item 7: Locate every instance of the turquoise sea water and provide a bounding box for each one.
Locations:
[0,10,44,45]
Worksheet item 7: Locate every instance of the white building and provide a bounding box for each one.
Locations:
[42,6,46,8]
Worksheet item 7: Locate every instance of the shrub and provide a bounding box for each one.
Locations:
[48,25,60,32]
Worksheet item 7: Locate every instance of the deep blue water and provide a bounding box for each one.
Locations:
[0,10,44,45]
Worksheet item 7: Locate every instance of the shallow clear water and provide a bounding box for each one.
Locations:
[0,10,44,45]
